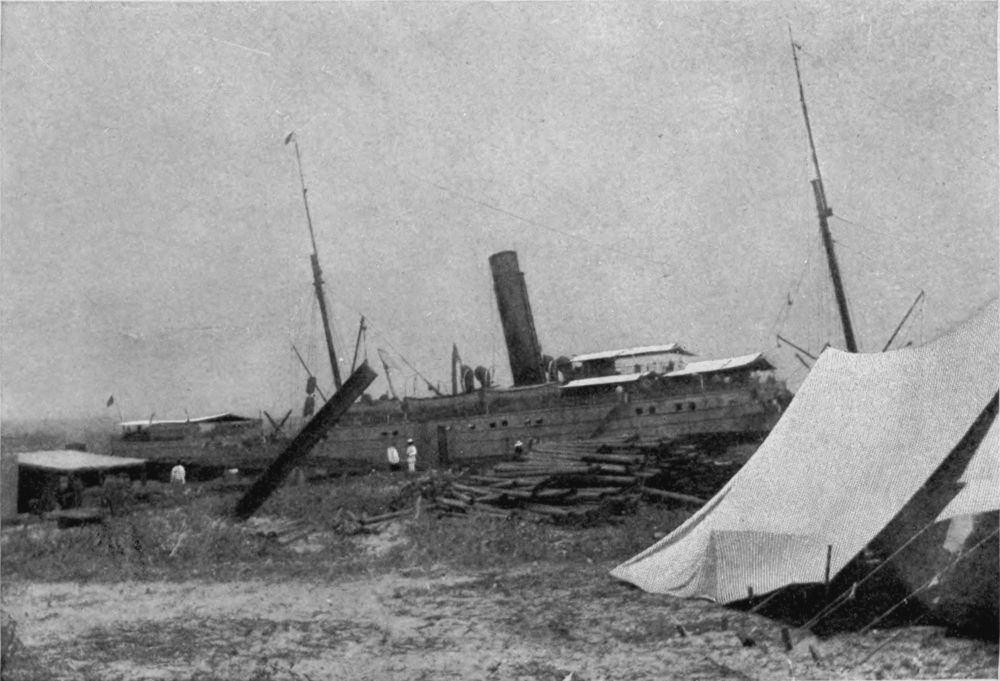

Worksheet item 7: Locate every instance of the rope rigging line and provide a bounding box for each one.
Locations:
[355,314,442,397]
[834,216,994,272]
[771,254,815,339]
[830,213,876,232]
[830,237,889,268]
[793,45,996,171]
[316,267,508,396]
[398,167,674,272]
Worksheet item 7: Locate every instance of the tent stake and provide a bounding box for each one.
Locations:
[824,544,833,597]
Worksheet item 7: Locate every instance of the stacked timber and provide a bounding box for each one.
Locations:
[411,437,744,524]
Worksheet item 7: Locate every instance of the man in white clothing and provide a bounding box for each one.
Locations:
[405,438,417,473]
[386,442,401,472]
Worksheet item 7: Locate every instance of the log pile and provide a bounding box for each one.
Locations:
[407,437,749,524]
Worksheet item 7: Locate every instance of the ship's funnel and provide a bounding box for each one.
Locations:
[489,251,545,386]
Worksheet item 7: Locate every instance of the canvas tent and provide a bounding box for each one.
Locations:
[611,299,998,605]
[937,415,998,523]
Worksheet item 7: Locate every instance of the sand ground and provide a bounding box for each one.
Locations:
[3,559,997,681]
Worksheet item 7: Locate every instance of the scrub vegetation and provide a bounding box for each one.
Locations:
[2,458,996,680]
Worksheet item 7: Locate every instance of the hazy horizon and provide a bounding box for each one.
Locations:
[2,2,996,423]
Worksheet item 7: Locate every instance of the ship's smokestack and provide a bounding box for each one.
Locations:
[489,251,545,386]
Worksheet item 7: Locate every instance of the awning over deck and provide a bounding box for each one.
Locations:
[561,373,648,390]
[572,343,693,363]
[666,352,774,377]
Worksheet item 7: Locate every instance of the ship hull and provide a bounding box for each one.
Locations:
[112,380,785,473]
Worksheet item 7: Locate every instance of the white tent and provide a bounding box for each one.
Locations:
[611,299,998,604]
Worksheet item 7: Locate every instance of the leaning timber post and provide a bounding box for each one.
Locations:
[234,362,377,520]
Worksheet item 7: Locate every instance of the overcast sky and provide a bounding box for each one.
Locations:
[1,1,996,423]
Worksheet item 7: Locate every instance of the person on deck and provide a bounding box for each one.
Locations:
[386,442,401,472]
[405,438,417,473]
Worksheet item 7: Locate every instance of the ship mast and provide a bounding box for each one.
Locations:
[286,132,343,390]
[790,34,859,353]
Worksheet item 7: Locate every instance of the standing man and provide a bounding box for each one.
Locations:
[386,441,401,473]
[405,438,418,473]
[170,463,186,485]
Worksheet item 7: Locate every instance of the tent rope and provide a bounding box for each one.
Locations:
[798,517,938,633]
[747,585,788,615]
[853,613,928,667]
[858,525,999,636]
[800,521,998,641]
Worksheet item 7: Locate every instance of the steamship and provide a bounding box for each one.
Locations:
[113,250,789,473]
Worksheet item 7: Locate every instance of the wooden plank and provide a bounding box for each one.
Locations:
[450,482,498,497]
[542,474,638,489]
[522,503,572,517]
[640,487,707,506]
[580,454,646,466]
[360,508,414,525]
[436,496,470,510]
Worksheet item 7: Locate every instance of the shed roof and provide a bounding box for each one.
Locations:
[18,451,146,472]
